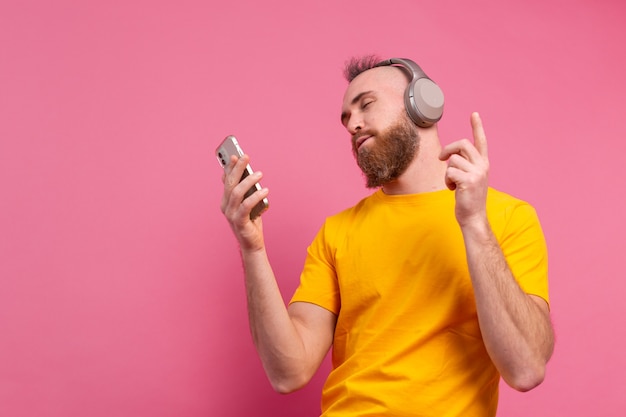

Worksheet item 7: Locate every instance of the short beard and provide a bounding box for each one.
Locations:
[353,113,419,188]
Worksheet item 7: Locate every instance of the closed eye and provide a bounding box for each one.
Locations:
[340,91,375,126]
[362,100,374,109]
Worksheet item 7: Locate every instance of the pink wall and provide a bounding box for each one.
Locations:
[1,1,625,416]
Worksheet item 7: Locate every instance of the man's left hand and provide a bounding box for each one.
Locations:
[439,112,490,227]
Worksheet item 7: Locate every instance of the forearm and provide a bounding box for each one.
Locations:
[220,154,320,391]
[240,248,313,393]
[462,219,554,391]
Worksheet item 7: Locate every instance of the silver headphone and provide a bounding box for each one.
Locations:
[374,58,445,127]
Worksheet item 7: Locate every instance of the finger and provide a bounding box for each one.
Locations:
[223,153,239,174]
[471,112,488,157]
[447,153,473,172]
[240,186,269,218]
[439,139,464,161]
[226,169,265,212]
[224,154,249,189]
[439,139,480,162]
[221,155,238,183]
[234,170,264,200]
[221,155,249,214]
[444,166,459,190]
[444,173,457,191]
[445,165,475,191]
[229,186,269,225]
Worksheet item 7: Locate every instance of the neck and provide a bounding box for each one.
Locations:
[381,128,448,195]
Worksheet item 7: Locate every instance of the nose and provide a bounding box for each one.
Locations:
[346,114,363,135]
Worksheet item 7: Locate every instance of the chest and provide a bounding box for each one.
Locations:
[333,203,474,319]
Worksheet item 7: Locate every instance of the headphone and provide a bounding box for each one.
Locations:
[374,58,444,128]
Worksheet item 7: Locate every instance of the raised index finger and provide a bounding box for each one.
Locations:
[471,112,488,157]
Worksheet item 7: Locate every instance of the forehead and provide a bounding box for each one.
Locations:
[341,66,408,108]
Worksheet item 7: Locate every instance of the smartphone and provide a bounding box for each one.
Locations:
[216,135,269,220]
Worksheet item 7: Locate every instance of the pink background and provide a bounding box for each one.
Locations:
[1,1,625,416]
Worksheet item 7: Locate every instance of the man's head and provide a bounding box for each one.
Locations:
[344,56,444,128]
[340,56,421,188]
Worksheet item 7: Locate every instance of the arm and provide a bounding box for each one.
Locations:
[220,155,336,393]
[439,113,554,391]
[461,219,553,391]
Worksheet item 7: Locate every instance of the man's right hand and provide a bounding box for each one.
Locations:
[220,154,269,252]
[220,154,336,394]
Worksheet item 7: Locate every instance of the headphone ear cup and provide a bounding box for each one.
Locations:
[406,78,445,128]
[374,57,445,127]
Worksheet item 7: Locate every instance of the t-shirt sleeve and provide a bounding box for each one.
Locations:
[289,219,341,315]
[500,203,550,307]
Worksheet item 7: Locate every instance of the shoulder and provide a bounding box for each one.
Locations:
[311,191,379,246]
[326,191,379,223]
[487,187,544,240]
[487,187,530,206]
[487,187,538,217]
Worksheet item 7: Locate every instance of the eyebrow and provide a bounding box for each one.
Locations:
[340,90,374,126]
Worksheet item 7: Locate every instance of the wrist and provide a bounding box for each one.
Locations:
[240,243,267,259]
[459,214,492,240]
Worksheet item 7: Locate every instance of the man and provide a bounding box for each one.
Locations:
[220,56,554,416]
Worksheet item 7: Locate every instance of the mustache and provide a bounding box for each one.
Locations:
[352,131,375,148]
[352,131,373,142]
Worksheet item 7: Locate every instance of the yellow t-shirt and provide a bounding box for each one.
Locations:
[290,188,549,417]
